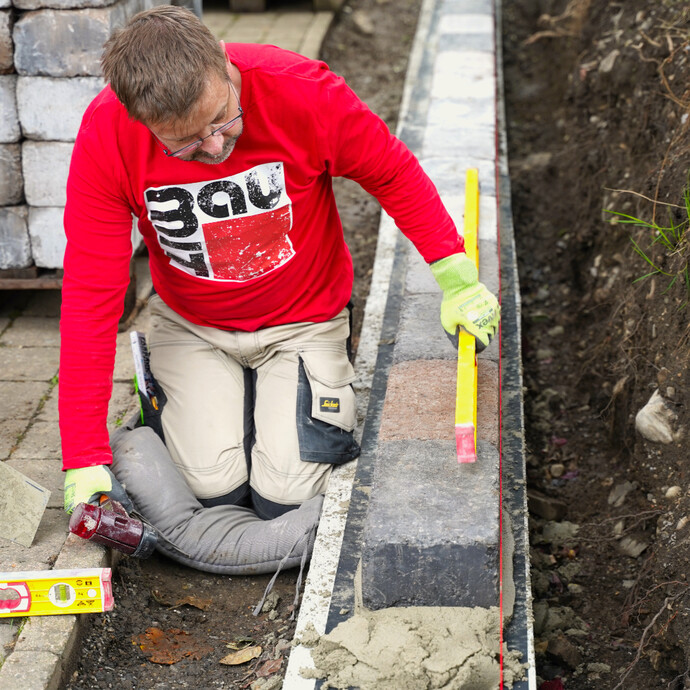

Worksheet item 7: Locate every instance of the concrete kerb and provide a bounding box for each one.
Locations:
[284,0,530,685]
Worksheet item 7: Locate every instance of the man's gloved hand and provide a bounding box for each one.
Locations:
[430,252,500,352]
[63,465,133,514]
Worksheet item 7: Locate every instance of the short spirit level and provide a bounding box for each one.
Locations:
[0,568,114,617]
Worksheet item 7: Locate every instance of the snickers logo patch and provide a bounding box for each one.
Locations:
[319,397,340,413]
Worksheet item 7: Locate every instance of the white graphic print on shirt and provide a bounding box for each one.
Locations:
[144,162,294,282]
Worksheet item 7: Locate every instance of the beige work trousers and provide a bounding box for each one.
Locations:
[147,295,358,511]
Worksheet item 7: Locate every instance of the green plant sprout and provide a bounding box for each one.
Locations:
[604,183,690,307]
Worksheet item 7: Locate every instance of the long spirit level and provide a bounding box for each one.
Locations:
[0,568,114,617]
[455,168,480,463]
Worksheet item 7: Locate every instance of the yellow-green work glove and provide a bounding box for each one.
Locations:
[63,465,130,514]
[430,253,500,352]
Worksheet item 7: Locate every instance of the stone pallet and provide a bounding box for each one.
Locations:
[0,0,191,276]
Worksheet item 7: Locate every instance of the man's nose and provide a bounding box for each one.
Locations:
[199,130,224,155]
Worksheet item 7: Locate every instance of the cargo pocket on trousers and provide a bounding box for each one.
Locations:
[296,349,361,464]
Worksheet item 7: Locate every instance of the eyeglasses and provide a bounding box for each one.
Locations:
[158,81,243,158]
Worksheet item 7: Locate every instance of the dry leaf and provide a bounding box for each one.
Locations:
[219,644,262,666]
[133,627,213,665]
[256,658,283,677]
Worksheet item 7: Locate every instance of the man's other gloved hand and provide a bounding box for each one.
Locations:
[430,252,500,352]
[64,465,133,514]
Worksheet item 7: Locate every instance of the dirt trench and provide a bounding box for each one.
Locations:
[504,0,690,687]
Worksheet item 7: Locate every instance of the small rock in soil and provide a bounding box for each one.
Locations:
[528,490,568,521]
[540,521,579,545]
[547,633,583,669]
[635,389,679,444]
[607,480,637,507]
[617,534,649,558]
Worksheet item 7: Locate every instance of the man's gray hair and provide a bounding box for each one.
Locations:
[102,5,228,125]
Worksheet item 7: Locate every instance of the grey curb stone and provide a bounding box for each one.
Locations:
[361,439,500,609]
[0,650,63,690]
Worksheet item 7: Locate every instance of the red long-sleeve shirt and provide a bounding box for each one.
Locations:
[60,43,463,469]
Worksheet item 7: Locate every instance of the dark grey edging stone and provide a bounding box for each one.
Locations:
[361,439,500,610]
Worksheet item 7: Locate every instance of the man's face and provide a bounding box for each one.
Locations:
[150,74,243,165]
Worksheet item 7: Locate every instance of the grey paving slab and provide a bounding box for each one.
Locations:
[0,619,20,664]
[0,346,59,382]
[11,420,62,460]
[0,419,28,460]
[6,457,63,508]
[361,439,500,609]
[0,381,46,420]
[35,385,58,422]
[0,508,68,570]
[0,650,63,690]
[300,12,333,58]
[0,316,60,347]
[13,614,79,658]
[203,8,333,60]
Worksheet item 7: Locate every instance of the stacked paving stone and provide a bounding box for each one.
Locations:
[0,0,192,273]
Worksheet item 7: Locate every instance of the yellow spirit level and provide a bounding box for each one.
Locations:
[455,168,480,463]
[0,568,114,617]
